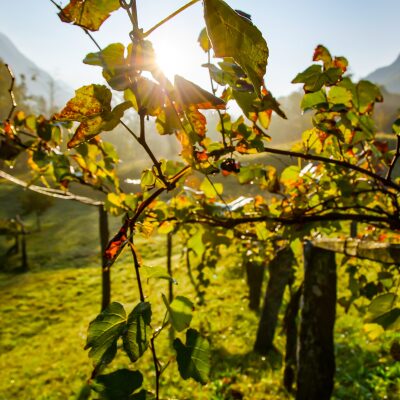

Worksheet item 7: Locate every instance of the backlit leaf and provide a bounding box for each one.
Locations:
[59,0,120,31]
[125,78,166,116]
[301,90,327,111]
[85,302,126,368]
[162,294,194,332]
[84,43,131,91]
[175,75,225,110]
[198,28,211,52]
[204,0,268,96]
[393,117,400,135]
[200,177,223,198]
[54,85,130,147]
[104,219,129,266]
[174,328,210,384]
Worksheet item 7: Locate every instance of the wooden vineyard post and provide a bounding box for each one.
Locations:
[254,246,294,354]
[99,206,110,311]
[296,241,337,400]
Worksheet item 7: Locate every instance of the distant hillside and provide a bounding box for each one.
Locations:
[366,54,400,94]
[0,32,73,111]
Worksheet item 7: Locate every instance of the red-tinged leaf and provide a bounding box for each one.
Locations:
[55,85,112,122]
[59,0,120,31]
[55,85,130,147]
[104,219,129,265]
[313,45,332,66]
[186,107,207,137]
[174,75,225,110]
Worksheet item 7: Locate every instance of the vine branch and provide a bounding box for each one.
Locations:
[4,64,17,121]
[386,135,400,180]
[143,0,201,37]
[0,170,102,206]
[209,145,400,192]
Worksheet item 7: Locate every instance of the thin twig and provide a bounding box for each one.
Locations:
[143,0,201,37]
[150,337,161,400]
[209,145,400,192]
[129,242,145,302]
[4,64,17,121]
[207,50,228,147]
[0,169,102,206]
[386,136,400,180]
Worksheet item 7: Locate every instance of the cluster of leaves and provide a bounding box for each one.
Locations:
[1,0,400,397]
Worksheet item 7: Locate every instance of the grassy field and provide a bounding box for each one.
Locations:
[0,184,399,400]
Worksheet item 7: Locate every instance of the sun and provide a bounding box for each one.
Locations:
[153,40,196,82]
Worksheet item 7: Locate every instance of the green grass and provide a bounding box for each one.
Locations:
[0,184,399,399]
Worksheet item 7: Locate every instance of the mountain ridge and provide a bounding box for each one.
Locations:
[0,32,73,109]
[365,53,400,94]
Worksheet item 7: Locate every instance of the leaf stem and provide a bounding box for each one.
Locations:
[144,0,201,37]
[207,50,228,147]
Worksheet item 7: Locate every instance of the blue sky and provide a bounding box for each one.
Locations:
[0,0,399,96]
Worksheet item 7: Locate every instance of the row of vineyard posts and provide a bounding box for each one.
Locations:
[0,0,399,399]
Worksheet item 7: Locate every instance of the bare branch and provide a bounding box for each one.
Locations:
[4,64,17,121]
[209,145,400,192]
[386,135,400,180]
[0,169,102,206]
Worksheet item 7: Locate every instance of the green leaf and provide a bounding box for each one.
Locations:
[204,0,268,96]
[143,266,175,283]
[392,117,400,135]
[301,90,327,111]
[162,295,194,332]
[85,302,126,368]
[353,80,383,113]
[122,302,152,362]
[84,43,131,91]
[92,369,143,400]
[366,293,400,330]
[173,328,210,385]
[59,0,120,31]
[200,177,223,199]
[327,86,352,107]
[140,169,156,189]
[198,28,211,52]
[292,65,342,92]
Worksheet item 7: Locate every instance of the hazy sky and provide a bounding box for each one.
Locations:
[1,0,400,97]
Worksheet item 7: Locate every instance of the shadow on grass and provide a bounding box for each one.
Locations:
[208,346,287,400]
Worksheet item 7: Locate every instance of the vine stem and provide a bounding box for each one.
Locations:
[209,145,400,192]
[150,337,161,400]
[207,49,228,148]
[144,0,201,37]
[386,135,400,180]
[4,64,17,121]
[129,243,145,302]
